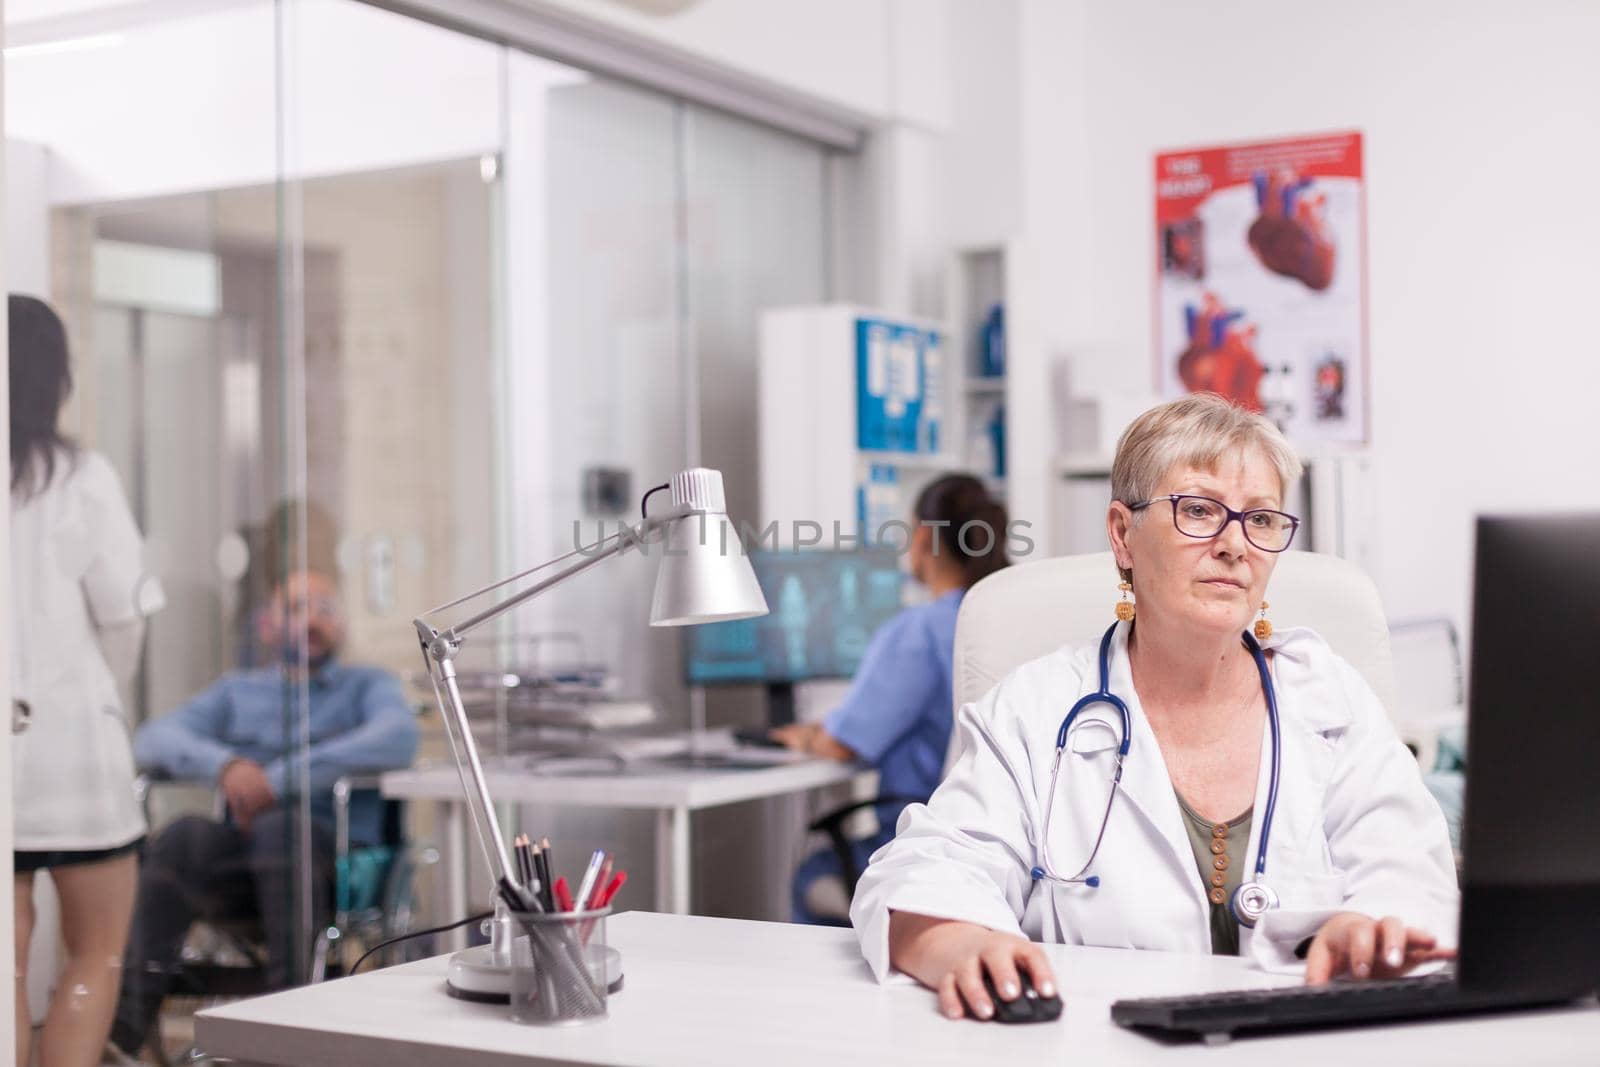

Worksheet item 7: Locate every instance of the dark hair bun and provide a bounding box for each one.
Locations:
[912,473,1010,588]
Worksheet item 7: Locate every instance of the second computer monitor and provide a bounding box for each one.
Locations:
[684,549,905,687]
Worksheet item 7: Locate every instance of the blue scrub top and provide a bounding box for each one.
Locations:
[823,588,963,831]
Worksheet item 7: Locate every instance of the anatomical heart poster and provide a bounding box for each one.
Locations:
[1155,131,1367,444]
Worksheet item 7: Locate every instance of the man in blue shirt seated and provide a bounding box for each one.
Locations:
[110,570,418,1056]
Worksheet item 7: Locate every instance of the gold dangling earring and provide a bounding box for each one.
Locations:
[1254,600,1272,641]
[1115,581,1136,622]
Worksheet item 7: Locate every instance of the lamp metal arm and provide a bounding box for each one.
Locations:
[410,502,695,897]
[419,504,689,645]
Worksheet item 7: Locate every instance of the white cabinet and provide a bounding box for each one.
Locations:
[759,304,977,547]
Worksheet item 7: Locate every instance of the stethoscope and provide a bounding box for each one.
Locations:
[1030,622,1284,928]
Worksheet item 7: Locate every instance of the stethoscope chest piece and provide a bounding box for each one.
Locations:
[1229,880,1280,928]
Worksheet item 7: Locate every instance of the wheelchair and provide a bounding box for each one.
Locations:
[130,772,436,1066]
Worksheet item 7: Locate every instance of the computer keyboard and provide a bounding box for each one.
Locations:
[732,727,788,750]
[1110,972,1567,1043]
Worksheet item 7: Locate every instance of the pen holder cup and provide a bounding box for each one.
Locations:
[508,907,612,1025]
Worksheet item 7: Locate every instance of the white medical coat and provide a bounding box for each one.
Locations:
[850,622,1458,978]
[10,450,165,850]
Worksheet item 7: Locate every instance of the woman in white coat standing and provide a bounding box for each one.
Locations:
[10,295,165,1067]
[852,394,1457,1021]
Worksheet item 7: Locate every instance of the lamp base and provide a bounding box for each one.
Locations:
[443,944,625,1002]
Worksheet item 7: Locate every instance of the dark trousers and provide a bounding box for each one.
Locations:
[112,807,334,1052]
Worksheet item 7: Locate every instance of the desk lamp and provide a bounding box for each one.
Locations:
[413,467,768,998]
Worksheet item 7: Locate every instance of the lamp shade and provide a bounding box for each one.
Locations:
[647,469,769,626]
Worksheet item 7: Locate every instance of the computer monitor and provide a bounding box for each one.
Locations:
[1458,513,1600,995]
[683,548,905,691]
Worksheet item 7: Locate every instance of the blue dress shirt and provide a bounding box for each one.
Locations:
[133,660,419,846]
[823,588,963,831]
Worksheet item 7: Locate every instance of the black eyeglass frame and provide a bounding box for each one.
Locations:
[1127,494,1301,553]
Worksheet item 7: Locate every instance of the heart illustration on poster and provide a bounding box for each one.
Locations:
[1154,131,1367,446]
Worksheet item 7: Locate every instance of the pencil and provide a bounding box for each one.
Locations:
[533,842,554,912]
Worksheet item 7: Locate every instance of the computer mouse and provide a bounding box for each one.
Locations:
[969,970,1064,1024]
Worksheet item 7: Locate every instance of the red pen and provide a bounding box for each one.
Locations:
[553,876,574,912]
[580,871,626,947]
[595,871,627,909]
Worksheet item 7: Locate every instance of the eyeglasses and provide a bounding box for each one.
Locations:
[1129,494,1301,553]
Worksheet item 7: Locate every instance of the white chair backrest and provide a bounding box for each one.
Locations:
[953,551,1397,716]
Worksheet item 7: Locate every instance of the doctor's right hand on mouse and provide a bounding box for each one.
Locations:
[887,912,1059,1021]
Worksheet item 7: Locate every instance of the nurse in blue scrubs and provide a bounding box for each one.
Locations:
[770,474,1010,924]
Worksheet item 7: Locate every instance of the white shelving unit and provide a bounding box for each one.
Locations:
[946,245,1009,496]
[1055,453,1114,479]
[758,253,1019,553]
[856,449,965,469]
[759,304,960,546]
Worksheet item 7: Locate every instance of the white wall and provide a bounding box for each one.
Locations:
[520,0,951,126]
[6,0,979,378]
[940,0,1021,251]
[519,0,972,324]
[1015,0,1600,637]
[3,137,47,294]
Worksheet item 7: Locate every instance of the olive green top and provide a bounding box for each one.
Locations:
[1175,794,1254,956]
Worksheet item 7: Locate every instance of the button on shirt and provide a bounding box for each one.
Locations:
[824,589,963,831]
[133,660,419,846]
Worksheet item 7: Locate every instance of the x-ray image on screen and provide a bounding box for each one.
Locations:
[685,550,905,685]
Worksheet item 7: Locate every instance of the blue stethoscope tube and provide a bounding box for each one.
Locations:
[1030,622,1283,928]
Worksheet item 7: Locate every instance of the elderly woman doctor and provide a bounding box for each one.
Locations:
[851,394,1457,1021]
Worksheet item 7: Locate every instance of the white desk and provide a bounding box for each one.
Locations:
[382,745,873,920]
[196,911,1599,1066]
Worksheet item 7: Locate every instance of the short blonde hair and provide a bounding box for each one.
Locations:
[1111,393,1302,508]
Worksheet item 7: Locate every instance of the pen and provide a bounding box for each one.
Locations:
[554,876,574,912]
[595,870,627,909]
[579,871,625,947]
[573,849,606,912]
[585,858,613,911]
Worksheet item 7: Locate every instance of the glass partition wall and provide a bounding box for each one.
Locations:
[7,0,837,1050]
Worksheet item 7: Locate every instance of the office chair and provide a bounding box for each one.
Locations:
[803,792,924,907]
[953,550,1451,883]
